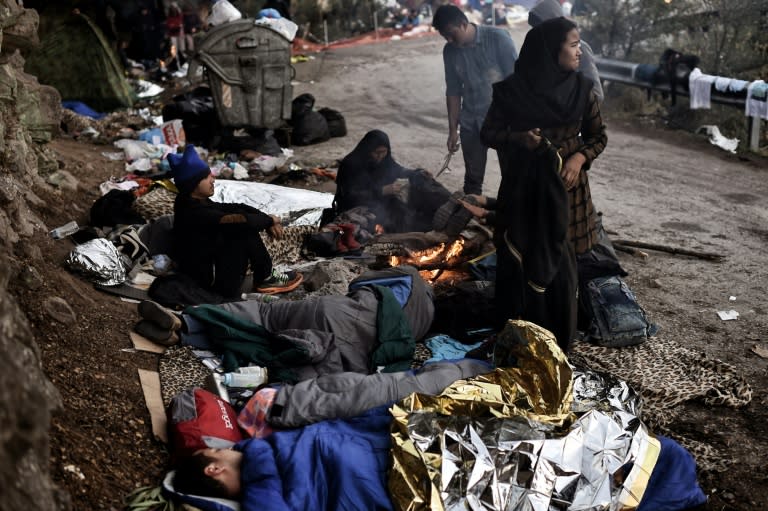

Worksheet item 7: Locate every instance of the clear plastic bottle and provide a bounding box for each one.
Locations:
[49,221,80,240]
[222,367,267,388]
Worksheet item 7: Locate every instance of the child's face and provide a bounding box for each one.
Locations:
[199,447,243,497]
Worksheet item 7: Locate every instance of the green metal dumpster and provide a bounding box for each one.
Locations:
[192,20,293,129]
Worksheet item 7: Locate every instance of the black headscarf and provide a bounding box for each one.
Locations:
[491,17,590,131]
[334,130,411,212]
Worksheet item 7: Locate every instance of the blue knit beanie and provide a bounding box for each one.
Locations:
[167,144,211,194]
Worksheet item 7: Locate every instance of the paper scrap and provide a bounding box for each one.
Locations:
[717,310,739,320]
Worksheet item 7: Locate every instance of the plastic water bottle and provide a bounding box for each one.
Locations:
[222,367,268,388]
[49,221,80,240]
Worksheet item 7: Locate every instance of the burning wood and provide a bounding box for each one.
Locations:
[389,238,466,269]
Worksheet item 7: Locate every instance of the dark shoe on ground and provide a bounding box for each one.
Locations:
[255,269,304,295]
[133,319,179,346]
[138,300,182,331]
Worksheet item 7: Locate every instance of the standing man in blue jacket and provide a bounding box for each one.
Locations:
[433,5,518,195]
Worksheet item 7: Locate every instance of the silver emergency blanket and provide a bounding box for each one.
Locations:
[65,238,126,286]
[212,180,333,226]
[389,320,660,511]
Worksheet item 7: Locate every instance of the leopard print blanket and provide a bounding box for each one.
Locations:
[158,346,211,407]
[131,186,316,265]
[570,335,752,472]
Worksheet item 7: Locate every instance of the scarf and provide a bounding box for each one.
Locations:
[491,17,590,131]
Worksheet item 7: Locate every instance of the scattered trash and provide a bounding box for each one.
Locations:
[230,162,249,180]
[49,221,80,240]
[134,79,164,98]
[80,126,100,139]
[716,310,739,320]
[63,464,86,480]
[101,151,125,161]
[751,344,768,358]
[126,158,153,172]
[729,296,737,301]
[208,0,242,26]
[697,125,739,153]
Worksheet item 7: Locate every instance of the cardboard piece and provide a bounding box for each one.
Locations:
[130,330,167,354]
[138,369,168,443]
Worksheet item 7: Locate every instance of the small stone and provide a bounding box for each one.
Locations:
[42,296,77,325]
[17,265,44,291]
[649,278,663,288]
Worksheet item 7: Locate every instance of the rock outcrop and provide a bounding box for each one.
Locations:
[0,1,65,510]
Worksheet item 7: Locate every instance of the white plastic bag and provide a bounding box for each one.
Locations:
[255,17,299,41]
[208,0,242,26]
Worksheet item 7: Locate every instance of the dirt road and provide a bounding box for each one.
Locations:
[289,28,768,508]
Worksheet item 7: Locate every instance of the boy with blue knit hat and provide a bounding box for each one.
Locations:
[168,145,302,298]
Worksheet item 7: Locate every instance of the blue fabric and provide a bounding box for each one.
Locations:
[349,275,412,308]
[467,251,497,281]
[258,8,282,18]
[61,100,106,120]
[239,406,393,511]
[424,334,483,364]
[139,128,163,143]
[638,436,707,511]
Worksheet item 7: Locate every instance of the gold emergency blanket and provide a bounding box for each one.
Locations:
[389,320,660,511]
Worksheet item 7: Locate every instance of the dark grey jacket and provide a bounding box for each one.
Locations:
[269,359,492,427]
[217,265,434,378]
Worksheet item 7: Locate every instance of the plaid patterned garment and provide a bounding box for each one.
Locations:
[541,91,607,254]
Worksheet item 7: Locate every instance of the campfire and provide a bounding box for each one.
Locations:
[389,238,466,269]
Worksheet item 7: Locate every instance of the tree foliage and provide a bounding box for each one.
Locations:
[579,0,768,77]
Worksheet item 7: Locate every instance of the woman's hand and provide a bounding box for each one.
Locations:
[268,215,284,239]
[382,182,405,196]
[458,199,487,220]
[561,153,586,190]
[521,128,542,151]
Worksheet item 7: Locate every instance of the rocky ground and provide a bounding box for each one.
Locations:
[9,30,768,510]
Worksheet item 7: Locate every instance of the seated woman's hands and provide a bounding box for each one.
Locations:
[268,215,284,239]
[382,182,406,196]
[458,199,488,221]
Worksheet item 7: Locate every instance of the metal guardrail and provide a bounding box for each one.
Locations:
[595,57,762,151]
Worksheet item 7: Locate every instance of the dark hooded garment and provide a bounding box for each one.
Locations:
[333,130,451,233]
[527,0,604,102]
[481,17,607,351]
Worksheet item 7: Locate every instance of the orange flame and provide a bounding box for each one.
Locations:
[375,224,385,235]
[389,238,465,267]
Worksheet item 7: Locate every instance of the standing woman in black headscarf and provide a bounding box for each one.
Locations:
[480,17,607,351]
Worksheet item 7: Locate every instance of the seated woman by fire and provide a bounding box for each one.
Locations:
[327,130,484,236]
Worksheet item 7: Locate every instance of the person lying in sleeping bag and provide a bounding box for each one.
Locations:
[168,359,492,511]
[172,406,394,511]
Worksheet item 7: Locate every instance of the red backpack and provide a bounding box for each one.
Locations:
[167,388,244,461]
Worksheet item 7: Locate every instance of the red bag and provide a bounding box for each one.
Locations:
[167,388,244,461]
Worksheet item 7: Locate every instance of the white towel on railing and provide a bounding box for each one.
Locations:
[745,80,768,120]
[688,68,716,109]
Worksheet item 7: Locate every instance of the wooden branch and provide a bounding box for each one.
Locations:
[613,243,648,260]
[613,239,725,262]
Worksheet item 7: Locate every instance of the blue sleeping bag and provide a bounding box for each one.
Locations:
[638,435,707,511]
[240,405,393,511]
